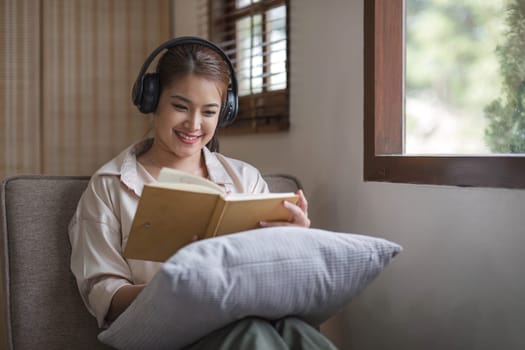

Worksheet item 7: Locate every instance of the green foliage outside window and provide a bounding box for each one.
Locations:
[484,0,525,153]
[405,0,504,154]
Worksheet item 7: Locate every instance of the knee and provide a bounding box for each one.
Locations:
[235,317,274,330]
[274,316,317,331]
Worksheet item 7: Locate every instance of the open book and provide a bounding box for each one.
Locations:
[124,167,299,262]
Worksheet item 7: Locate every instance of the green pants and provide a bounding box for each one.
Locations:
[184,317,338,350]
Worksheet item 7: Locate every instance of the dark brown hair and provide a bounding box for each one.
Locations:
[156,44,231,152]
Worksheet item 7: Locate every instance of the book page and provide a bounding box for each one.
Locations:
[224,192,297,201]
[147,182,220,194]
[156,167,224,194]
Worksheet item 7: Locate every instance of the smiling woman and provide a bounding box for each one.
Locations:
[67,37,330,349]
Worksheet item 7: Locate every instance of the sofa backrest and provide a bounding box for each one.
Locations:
[0,174,301,350]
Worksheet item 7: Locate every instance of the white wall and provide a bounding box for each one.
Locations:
[174,0,525,349]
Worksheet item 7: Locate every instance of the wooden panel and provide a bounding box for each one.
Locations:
[373,0,403,155]
[0,0,42,178]
[41,0,171,176]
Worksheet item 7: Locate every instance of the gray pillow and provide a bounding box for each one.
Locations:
[98,227,402,350]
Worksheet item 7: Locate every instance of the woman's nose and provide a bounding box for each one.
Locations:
[184,112,201,130]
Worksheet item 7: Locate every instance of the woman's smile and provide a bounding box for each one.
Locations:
[174,129,203,144]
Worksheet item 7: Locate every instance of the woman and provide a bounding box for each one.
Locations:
[69,37,336,349]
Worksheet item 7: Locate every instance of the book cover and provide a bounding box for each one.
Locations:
[124,168,298,262]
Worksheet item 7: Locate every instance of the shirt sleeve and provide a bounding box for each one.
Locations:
[68,176,133,328]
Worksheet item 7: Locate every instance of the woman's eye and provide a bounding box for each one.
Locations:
[203,110,217,117]
[173,104,187,111]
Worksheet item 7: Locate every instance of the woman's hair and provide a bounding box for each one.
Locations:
[155,43,231,152]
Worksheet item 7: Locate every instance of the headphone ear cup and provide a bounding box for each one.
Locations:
[219,88,238,127]
[138,73,160,114]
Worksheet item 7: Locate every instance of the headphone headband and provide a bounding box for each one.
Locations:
[132,36,238,127]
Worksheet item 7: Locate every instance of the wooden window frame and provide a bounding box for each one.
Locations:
[209,0,290,134]
[364,0,525,189]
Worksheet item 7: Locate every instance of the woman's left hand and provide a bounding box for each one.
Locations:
[260,190,311,228]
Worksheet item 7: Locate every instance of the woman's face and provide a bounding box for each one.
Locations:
[153,74,224,160]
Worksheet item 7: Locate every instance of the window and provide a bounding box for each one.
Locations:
[209,0,289,133]
[364,0,525,188]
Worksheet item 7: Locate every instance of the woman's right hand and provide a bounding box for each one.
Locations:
[259,190,311,228]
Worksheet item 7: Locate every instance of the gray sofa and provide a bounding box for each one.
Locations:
[0,174,301,350]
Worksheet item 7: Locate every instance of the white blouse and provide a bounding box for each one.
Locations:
[68,139,269,327]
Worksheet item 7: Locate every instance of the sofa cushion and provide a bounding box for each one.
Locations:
[1,176,113,349]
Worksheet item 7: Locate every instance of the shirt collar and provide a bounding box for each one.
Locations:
[121,139,156,196]
[94,139,152,197]
[94,139,234,196]
[202,147,234,186]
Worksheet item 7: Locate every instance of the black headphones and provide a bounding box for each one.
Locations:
[131,36,238,128]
